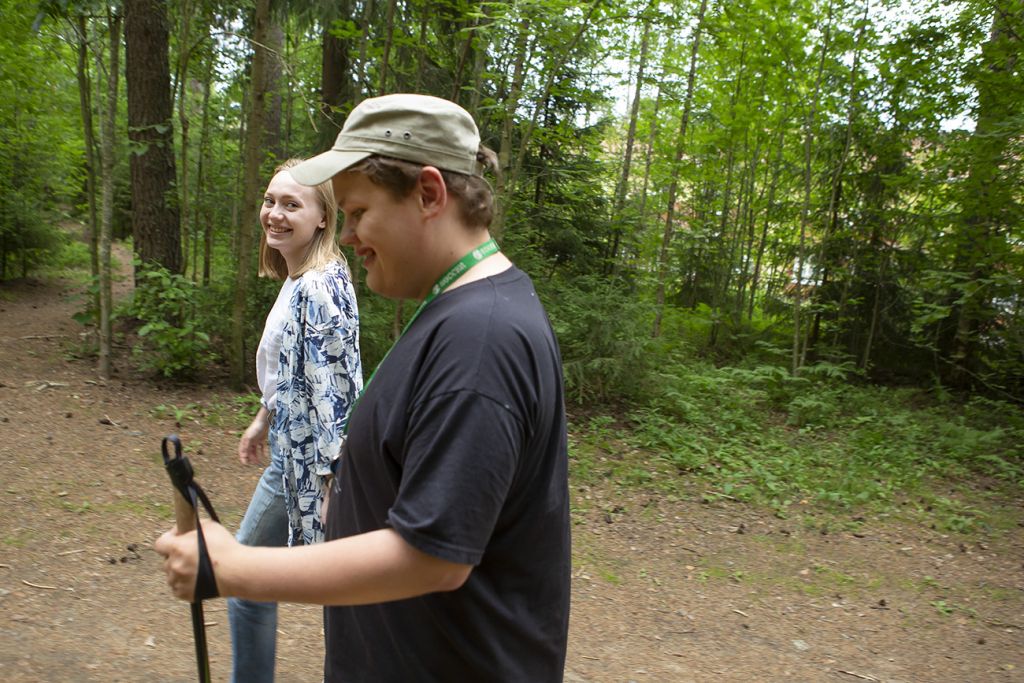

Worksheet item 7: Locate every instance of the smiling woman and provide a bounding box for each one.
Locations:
[260,172,327,273]
[229,158,363,683]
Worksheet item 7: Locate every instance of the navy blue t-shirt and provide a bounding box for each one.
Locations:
[324,266,571,682]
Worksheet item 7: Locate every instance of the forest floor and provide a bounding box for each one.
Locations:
[1,240,1022,682]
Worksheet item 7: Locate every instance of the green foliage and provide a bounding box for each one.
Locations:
[121,264,216,378]
[351,288,404,378]
[151,394,260,430]
[545,274,657,405]
[0,0,83,279]
[571,356,1023,525]
[45,237,94,274]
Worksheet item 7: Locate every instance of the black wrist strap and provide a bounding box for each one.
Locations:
[163,435,221,601]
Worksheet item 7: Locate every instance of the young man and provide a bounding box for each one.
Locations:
[155,94,571,682]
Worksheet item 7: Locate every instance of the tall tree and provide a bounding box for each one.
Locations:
[124,0,181,275]
[652,0,708,338]
[263,19,285,159]
[318,1,355,151]
[97,9,122,379]
[73,13,99,302]
[942,0,1024,388]
[607,9,653,274]
[194,21,215,285]
[229,0,279,387]
[792,0,835,372]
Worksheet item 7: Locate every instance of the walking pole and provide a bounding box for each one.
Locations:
[162,434,219,683]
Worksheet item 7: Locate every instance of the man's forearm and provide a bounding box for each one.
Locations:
[220,527,472,606]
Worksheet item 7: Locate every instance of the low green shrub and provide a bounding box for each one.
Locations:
[121,264,216,378]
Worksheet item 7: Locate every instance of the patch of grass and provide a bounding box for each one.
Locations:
[150,395,260,432]
[752,534,808,556]
[695,565,732,582]
[571,535,629,587]
[567,359,1023,532]
[151,402,200,425]
[811,564,856,588]
[200,394,262,430]
[98,499,163,516]
[695,558,875,598]
[3,532,29,548]
[569,503,590,524]
[34,238,93,282]
[931,600,976,618]
[598,568,622,585]
[59,499,93,514]
[978,585,1019,602]
[151,501,172,519]
[917,575,944,591]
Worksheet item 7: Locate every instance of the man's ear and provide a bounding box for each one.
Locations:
[417,166,448,219]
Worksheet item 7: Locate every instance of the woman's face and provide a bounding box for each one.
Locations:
[260,170,326,273]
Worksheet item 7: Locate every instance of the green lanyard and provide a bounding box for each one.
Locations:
[346,238,500,431]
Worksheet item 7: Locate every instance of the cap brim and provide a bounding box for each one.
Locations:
[289,149,373,186]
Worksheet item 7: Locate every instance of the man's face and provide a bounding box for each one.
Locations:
[333,171,426,300]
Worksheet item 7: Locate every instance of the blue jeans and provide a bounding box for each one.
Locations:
[228,458,288,683]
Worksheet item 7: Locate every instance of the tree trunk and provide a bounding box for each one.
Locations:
[652,0,708,338]
[733,126,764,325]
[195,25,215,285]
[493,17,531,239]
[467,2,493,116]
[229,0,275,388]
[709,142,737,348]
[380,0,398,94]
[507,0,603,205]
[175,0,194,277]
[263,22,285,159]
[98,9,121,379]
[709,48,746,344]
[638,87,662,223]
[805,0,868,362]
[792,0,834,372]
[355,0,376,101]
[75,14,100,315]
[124,0,182,276]
[944,1,1022,388]
[748,128,785,321]
[450,11,478,104]
[319,4,354,152]
[413,0,431,92]
[608,14,652,274]
[859,243,889,372]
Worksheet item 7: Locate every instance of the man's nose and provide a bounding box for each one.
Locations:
[339,221,355,244]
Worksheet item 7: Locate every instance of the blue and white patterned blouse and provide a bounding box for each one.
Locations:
[270,260,362,546]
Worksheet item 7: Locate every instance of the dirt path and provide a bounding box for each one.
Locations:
[1,264,1022,682]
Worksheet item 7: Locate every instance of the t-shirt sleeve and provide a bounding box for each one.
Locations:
[387,389,524,566]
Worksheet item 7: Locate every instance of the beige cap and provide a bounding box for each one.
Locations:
[291,94,483,186]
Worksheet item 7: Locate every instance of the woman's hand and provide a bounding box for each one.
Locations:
[321,481,332,524]
[239,407,271,465]
[154,520,237,602]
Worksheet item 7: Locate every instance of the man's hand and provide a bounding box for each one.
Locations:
[239,407,271,465]
[154,520,237,602]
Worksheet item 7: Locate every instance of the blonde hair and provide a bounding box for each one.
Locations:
[258,158,347,279]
